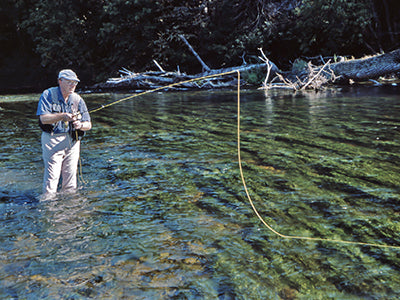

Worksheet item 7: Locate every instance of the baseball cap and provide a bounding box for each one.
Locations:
[58,69,80,82]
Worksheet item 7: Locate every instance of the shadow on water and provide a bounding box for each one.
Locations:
[1,87,400,299]
[0,189,38,205]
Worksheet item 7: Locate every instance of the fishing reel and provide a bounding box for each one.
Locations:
[63,111,82,128]
[74,111,82,121]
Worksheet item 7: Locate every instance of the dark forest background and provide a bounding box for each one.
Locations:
[1,0,399,93]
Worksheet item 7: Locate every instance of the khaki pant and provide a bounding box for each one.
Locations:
[41,132,80,196]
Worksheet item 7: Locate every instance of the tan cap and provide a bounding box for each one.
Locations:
[58,69,80,82]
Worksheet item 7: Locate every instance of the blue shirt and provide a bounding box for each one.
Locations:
[36,87,90,134]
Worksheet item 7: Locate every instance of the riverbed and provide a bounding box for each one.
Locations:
[1,86,400,299]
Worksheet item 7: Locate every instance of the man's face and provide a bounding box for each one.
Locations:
[59,78,78,96]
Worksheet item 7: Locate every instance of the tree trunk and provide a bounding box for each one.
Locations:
[329,49,400,81]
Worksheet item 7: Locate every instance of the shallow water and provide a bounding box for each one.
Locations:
[1,87,400,299]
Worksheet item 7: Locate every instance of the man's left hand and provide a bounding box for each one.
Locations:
[73,120,83,130]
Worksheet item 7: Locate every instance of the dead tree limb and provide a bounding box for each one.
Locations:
[179,34,211,72]
[153,60,165,72]
[301,60,332,90]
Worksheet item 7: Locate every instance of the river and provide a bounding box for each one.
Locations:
[1,86,400,299]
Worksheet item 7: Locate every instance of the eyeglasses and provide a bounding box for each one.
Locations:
[62,79,78,86]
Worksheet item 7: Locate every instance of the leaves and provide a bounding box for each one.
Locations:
[2,0,399,88]
[286,0,376,56]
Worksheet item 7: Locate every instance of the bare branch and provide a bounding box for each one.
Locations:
[153,60,165,72]
[179,34,211,72]
[301,60,331,90]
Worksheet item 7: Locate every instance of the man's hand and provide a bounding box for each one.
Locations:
[72,120,83,130]
[40,113,74,124]
[62,113,74,122]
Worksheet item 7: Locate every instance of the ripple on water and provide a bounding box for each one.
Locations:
[1,89,400,298]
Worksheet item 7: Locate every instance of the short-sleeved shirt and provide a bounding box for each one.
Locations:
[36,87,90,134]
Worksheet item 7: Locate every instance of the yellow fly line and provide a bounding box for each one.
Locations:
[235,70,400,250]
[88,70,239,114]
[85,68,400,250]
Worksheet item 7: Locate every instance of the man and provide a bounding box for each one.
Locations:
[37,69,92,197]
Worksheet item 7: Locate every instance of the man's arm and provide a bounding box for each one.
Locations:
[73,120,92,131]
[40,113,73,124]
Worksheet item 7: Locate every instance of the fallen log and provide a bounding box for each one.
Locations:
[91,36,275,92]
[263,49,400,90]
[329,49,400,81]
[91,63,270,91]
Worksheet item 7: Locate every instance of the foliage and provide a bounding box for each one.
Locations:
[94,0,162,80]
[0,0,17,55]
[1,0,400,90]
[286,0,375,56]
[15,0,103,81]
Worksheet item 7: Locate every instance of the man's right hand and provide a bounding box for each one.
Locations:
[62,113,74,122]
[40,113,74,125]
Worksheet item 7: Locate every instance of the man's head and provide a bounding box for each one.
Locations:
[58,69,80,82]
[58,69,79,97]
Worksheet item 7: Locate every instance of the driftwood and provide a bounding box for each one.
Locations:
[92,37,400,92]
[91,36,278,92]
[263,48,400,90]
[329,49,400,81]
[92,63,270,91]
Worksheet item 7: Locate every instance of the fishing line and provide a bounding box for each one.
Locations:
[77,131,87,186]
[88,70,239,114]
[82,68,400,250]
[65,126,87,186]
[235,70,400,250]
[77,70,239,184]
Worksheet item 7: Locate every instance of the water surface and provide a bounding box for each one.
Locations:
[1,87,400,299]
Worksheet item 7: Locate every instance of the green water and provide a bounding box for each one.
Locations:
[0,87,400,299]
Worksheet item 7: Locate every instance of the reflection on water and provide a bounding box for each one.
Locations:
[1,87,400,298]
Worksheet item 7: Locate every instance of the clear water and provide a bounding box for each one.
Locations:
[0,87,400,299]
